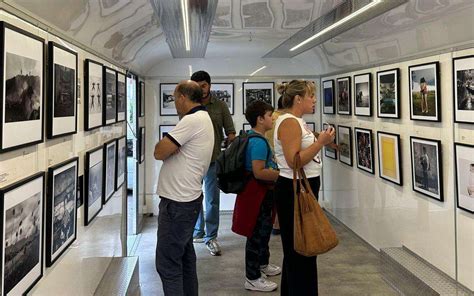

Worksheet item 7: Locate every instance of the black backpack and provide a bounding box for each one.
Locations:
[216,132,270,194]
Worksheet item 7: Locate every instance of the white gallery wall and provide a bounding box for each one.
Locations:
[321,48,474,290]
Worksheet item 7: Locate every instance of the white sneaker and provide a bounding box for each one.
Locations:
[260,263,282,276]
[245,277,278,292]
[206,239,221,256]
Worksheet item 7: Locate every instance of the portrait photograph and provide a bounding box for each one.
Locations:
[337,126,352,166]
[323,123,337,160]
[159,125,175,140]
[409,62,440,121]
[104,140,117,204]
[243,82,274,113]
[377,69,400,118]
[354,73,372,117]
[116,72,126,122]
[410,137,443,201]
[0,172,44,295]
[160,83,178,116]
[377,132,402,185]
[337,77,351,115]
[103,67,117,125]
[355,128,374,174]
[1,23,44,152]
[322,79,335,114]
[453,55,474,124]
[210,83,234,114]
[85,147,104,226]
[116,136,126,190]
[84,59,103,130]
[454,143,474,213]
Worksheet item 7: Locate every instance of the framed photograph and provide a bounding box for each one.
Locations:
[409,62,440,121]
[47,41,77,139]
[337,125,352,166]
[377,132,402,185]
[116,136,126,190]
[355,128,374,174]
[211,83,234,114]
[242,82,274,113]
[116,72,126,122]
[159,125,175,140]
[76,175,83,209]
[354,73,372,117]
[410,137,443,201]
[377,68,400,118]
[453,55,474,124]
[160,83,178,116]
[0,172,44,295]
[306,122,315,132]
[84,146,104,226]
[1,22,44,152]
[84,59,103,130]
[323,123,337,160]
[103,67,117,125]
[243,123,251,133]
[322,79,335,114]
[46,158,78,267]
[103,140,117,204]
[337,77,351,115]
[454,143,474,213]
[139,81,145,117]
[139,127,145,164]
[241,0,274,28]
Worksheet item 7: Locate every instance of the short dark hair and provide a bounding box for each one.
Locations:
[190,70,211,84]
[245,101,274,128]
[176,81,203,103]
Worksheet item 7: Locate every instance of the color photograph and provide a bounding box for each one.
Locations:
[337,77,351,115]
[354,73,372,116]
[338,125,352,166]
[409,62,440,121]
[355,128,374,174]
[377,132,402,185]
[377,69,399,118]
[453,55,474,123]
[323,80,335,114]
[323,123,337,159]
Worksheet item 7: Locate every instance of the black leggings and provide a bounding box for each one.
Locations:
[274,176,320,296]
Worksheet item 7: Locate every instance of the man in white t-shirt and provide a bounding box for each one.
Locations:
[154,80,214,296]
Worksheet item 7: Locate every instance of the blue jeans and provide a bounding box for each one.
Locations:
[193,162,220,243]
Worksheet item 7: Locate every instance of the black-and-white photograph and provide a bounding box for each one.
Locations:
[104,140,117,203]
[323,80,335,114]
[377,69,400,118]
[282,1,313,29]
[116,137,126,189]
[243,82,274,113]
[139,127,145,163]
[85,147,104,225]
[338,125,352,166]
[409,62,440,121]
[77,175,83,209]
[117,72,126,122]
[453,55,474,124]
[160,83,178,116]
[213,0,232,28]
[159,125,175,140]
[243,123,251,133]
[454,143,474,213]
[84,59,103,130]
[355,128,374,174]
[211,83,234,114]
[337,77,351,115]
[410,137,443,201]
[89,163,102,207]
[89,75,102,115]
[104,67,117,125]
[323,123,337,160]
[306,122,315,132]
[54,64,75,118]
[354,73,372,117]
[241,0,274,28]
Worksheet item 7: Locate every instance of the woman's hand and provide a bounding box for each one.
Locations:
[317,128,336,146]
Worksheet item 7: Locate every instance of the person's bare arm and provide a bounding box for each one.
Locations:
[154,137,179,160]
[252,160,279,181]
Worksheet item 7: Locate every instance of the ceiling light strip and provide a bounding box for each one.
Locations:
[250,66,267,76]
[181,0,190,51]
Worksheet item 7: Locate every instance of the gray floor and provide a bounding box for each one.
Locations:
[134,213,398,295]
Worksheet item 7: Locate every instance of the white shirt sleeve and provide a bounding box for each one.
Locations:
[167,115,195,147]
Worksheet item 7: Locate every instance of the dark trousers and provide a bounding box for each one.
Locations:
[245,190,274,280]
[274,176,320,296]
[156,195,203,296]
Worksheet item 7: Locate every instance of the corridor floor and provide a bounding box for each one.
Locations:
[134,213,398,295]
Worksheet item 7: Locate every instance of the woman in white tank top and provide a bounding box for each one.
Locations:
[272,80,335,296]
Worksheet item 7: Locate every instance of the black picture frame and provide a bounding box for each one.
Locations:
[336,77,351,115]
[139,127,145,164]
[454,142,474,214]
[103,139,117,204]
[116,136,126,190]
[47,41,78,139]
[84,146,104,225]
[139,81,145,117]
[159,124,175,140]
[452,55,474,124]
[0,22,45,153]
[103,66,117,125]
[354,128,374,174]
[337,125,352,166]
[322,79,335,114]
[322,123,337,160]
[306,122,315,132]
[354,73,372,117]
[377,68,400,119]
[242,123,251,133]
[409,62,441,122]
[211,83,234,115]
[242,82,274,113]
[0,172,45,295]
[377,131,402,185]
[160,83,178,116]
[46,157,78,267]
[76,175,83,209]
[84,59,103,131]
[116,71,126,123]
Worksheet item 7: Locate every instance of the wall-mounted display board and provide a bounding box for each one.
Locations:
[322,79,335,114]
[139,81,145,117]
[454,143,474,214]
[47,41,77,139]
[103,140,116,204]
[116,136,126,190]
[46,158,78,267]
[84,59,103,131]
[0,172,44,295]
[242,82,274,113]
[410,137,443,201]
[84,146,104,225]
[159,125,175,140]
[453,55,474,124]
[116,72,126,122]
[336,77,351,115]
[355,128,374,174]
[139,127,145,164]
[377,131,402,185]
[103,67,117,125]
[409,62,441,122]
[1,22,44,152]
[377,68,400,119]
[354,73,372,117]
[337,125,352,166]
[210,83,234,115]
[322,123,337,160]
[160,83,178,116]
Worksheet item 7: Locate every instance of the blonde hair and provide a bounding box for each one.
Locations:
[276,80,316,108]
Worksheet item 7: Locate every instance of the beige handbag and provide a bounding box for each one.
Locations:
[293,153,339,256]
